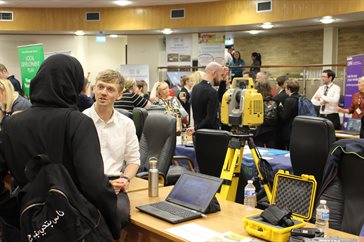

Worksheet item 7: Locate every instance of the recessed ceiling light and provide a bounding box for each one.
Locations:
[0,1,6,4]
[109,34,118,38]
[162,28,173,35]
[75,30,85,36]
[247,30,261,35]
[320,16,336,24]
[261,22,273,29]
[114,0,132,6]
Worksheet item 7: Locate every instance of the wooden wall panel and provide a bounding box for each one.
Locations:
[0,0,363,32]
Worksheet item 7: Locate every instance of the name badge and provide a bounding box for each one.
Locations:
[356,108,362,115]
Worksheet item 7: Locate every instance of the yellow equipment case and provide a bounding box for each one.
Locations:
[243,170,317,242]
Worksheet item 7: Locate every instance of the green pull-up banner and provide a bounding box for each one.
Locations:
[17,44,44,97]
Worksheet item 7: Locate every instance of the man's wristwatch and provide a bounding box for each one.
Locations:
[120,175,130,183]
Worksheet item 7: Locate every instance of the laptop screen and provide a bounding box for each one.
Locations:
[346,118,361,132]
[166,172,222,213]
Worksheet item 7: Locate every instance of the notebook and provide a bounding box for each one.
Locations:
[342,118,361,135]
[136,172,223,224]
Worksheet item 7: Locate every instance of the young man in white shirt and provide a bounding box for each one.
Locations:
[311,69,341,129]
[83,69,140,229]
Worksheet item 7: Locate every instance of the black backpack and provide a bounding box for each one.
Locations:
[18,154,114,242]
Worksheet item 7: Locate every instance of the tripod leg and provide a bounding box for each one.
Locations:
[248,138,273,203]
[217,145,243,201]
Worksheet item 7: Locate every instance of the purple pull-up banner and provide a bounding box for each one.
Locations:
[345,54,364,108]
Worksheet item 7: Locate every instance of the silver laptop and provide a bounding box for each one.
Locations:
[136,172,222,224]
[342,118,361,135]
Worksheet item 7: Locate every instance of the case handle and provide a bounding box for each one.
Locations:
[245,224,269,238]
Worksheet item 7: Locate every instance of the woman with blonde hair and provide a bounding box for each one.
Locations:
[177,74,195,124]
[190,71,204,85]
[150,81,188,134]
[0,78,31,122]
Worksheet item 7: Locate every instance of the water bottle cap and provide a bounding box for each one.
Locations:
[248,180,253,184]
[149,158,158,167]
[320,200,327,205]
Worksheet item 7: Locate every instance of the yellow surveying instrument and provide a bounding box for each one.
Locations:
[216,77,273,203]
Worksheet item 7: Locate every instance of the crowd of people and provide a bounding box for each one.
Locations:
[0,53,362,241]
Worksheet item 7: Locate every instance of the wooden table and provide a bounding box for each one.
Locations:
[120,186,358,242]
[128,177,149,193]
[128,177,164,193]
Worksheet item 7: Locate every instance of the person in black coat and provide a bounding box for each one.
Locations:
[190,62,227,132]
[273,75,289,149]
[273,75,289,106]
[278,79,300,150]
[0,54,121,241]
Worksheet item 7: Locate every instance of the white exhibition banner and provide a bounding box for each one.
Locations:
[120,64,150,87]
[198,33,225,66]
[166,34,193,66]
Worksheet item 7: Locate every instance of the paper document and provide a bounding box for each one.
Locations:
[166,223,221,242]
[206,231,264,242]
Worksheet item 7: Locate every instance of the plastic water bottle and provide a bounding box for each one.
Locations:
[148,157,159,197]
[315,200,330,236]
[244,180,257,208]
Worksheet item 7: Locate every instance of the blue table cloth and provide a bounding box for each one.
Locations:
[175,145,292,176]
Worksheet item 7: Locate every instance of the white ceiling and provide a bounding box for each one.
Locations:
[0,0,221,8]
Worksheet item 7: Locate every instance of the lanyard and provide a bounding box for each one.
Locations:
[162,98,173,113]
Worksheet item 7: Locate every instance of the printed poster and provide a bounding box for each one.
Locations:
[120,64,150,88]
[198,33,225,66]
[345,54,363,109]
[17,44,44,97]
[166,34,192,66]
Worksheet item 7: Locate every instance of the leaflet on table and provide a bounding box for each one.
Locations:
[166,223,221,242]
[206,231,264,242]
[166,223,262,242]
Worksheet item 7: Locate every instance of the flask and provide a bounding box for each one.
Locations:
[148,157,159,197]
[315,200,330,236]
[243,180,257,208]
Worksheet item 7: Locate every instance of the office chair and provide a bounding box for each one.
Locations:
[132,107,148,141]
[136,112,192,185]
[115,108,133,119]
[194,129,230,178]
[289,116,336,193]
[317,139,364,235]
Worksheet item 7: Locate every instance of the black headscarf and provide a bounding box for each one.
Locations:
[30,54,84,109]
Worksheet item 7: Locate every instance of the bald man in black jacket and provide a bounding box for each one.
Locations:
[191,62,227,131]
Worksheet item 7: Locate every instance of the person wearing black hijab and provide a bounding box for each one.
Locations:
[0,54,121,241]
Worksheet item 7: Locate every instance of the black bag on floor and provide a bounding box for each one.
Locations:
[18,154,113,242]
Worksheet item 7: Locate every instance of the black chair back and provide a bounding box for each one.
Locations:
[138,112,176,177]
[132,107,148,140]
[115,108,133,119]
[318,139,364,235]
[289,116,336,192]
[194,129,230,177]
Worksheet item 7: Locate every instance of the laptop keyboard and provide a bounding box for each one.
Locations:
[150,202,199,218]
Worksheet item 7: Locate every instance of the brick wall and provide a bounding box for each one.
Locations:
[233,27,364,97]
[234,29,324,78]
[338,27,364,64]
